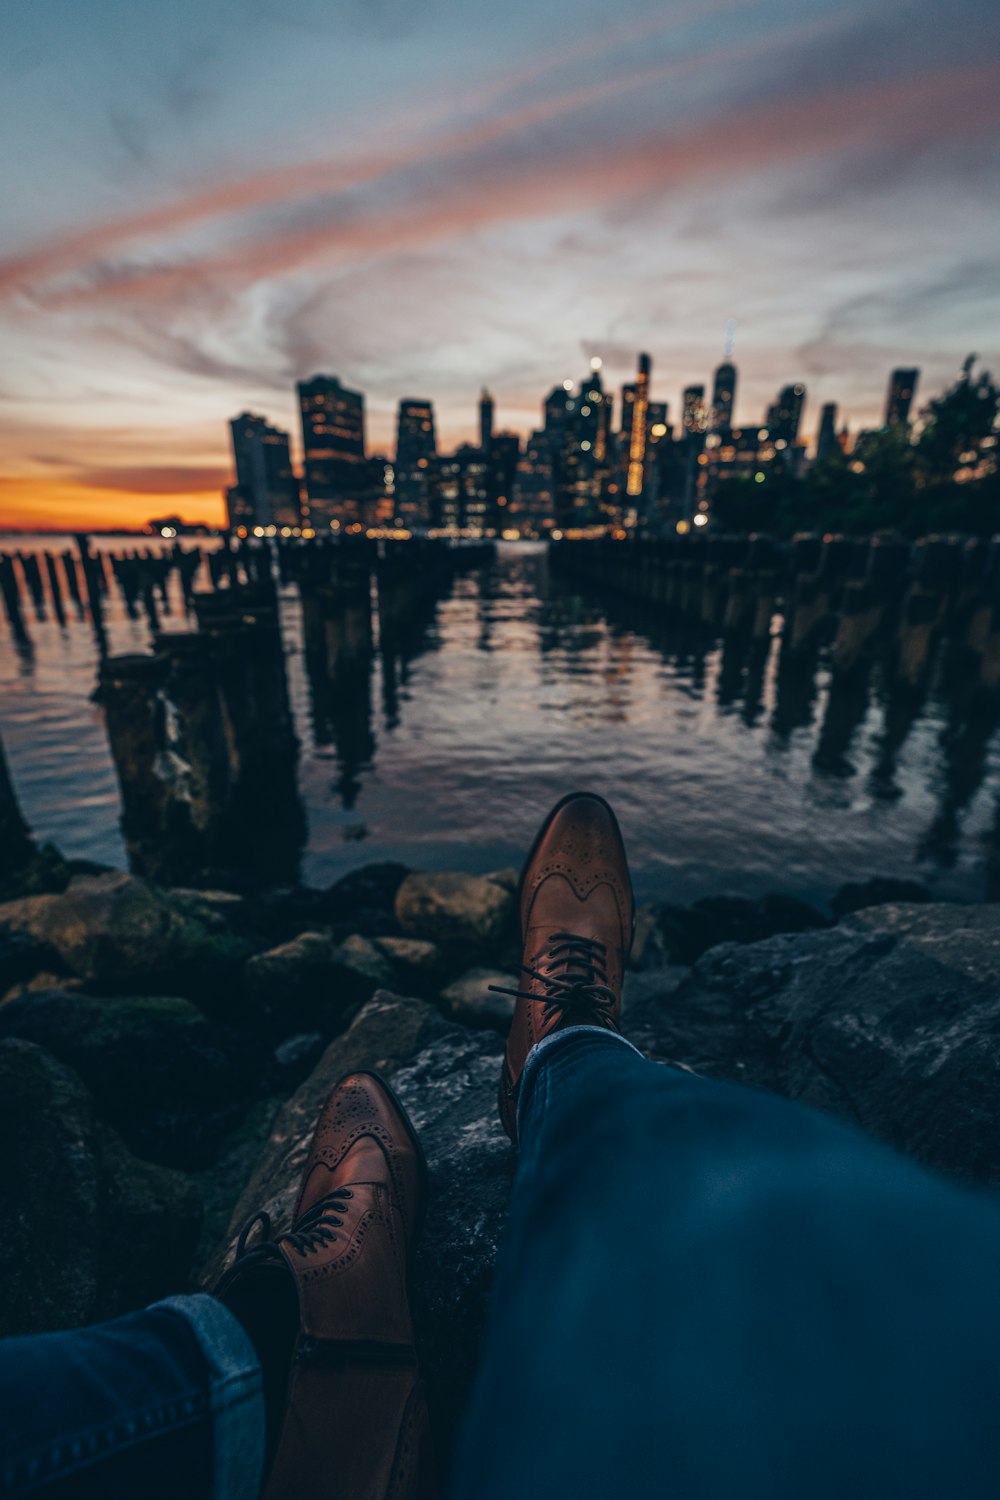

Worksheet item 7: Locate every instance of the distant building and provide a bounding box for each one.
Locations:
[682,385,708,437]
[766,383,807,446]
[816,402,839,462]
[709,361,737,434]
[394,398,437,527]
[490,431,521,527]
[297,374,368,527]
[227,411,300,530]
[479,389,495,454]
[432,444,492,534]
[625,352,652,501]
[885,368,919,427]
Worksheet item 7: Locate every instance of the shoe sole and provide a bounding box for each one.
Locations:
[515,789,637,952]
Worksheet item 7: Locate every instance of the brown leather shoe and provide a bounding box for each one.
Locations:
[216,1072,435,1499]
[495,792,634,1142]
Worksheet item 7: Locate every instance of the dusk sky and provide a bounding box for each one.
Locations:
[1,0,998,530]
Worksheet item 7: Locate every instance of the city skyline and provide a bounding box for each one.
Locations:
[1,0,998,531]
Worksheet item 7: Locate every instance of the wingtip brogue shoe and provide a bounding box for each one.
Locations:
[495,792,634,1143]
[216,1071,435,1499]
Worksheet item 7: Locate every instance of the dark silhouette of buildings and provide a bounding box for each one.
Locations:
[816,402,839,461]
[709,360,737,434]
[226,412,301,531]
[767,382,807,446]
[885,368,919,427]
[479,389,494,454]
[394,398,437,527]
[297,375,368,527]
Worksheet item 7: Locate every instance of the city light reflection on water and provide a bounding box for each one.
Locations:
[2,536,1000,905]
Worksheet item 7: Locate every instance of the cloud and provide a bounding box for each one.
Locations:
[37,58,998,317]
[69,464,231,495]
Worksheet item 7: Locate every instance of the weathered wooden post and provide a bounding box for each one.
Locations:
[896,586,944,688]
[75,535,108,656]
[831,579,886,674]
[43,552,67,627]
[0,728,35,886]
[0,555,28,642]
[18,553,46,621]
[61,550,84,614]
[97,652,181,880]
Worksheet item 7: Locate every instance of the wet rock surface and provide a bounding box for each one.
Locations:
[5,852,1000,1468]
[0,1039,201,1336]
[395,871,515,949]
[636,902,1000,1188]
[0,872,256,1008]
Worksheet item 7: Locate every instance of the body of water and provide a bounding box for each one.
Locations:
[2,534,999,906]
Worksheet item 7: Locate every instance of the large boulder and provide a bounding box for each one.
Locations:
[0,872,255,1006]
[439,967,517,1031]
[0,1040,201,1335]
[635,902,1000,1189]
[395,871,514,948]
[204,990,511,1455]
[243,931,392,1035]
[0,990,267,1168]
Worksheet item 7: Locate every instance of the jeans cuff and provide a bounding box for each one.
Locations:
[156,1295,264,1500]
[517,1025,644,1139]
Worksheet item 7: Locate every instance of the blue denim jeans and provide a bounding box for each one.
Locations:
[7,1031,1000,1498]
[0,1294,262,1498]
[451,1027,1000,1498]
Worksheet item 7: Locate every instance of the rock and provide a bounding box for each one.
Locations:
[0,925,69,993]
[204,990,512,1455]
[440,967,517,1030]
[335,933,396,990]
[375,936,443,973]
[636,902,1000,1189]
[395,871,515,948]
[244,931,386,1036]
[94,1124,203,1319]
[326,862,410,919]
[0,872,256,1008]
[0,1040,201,1335]
[244,931,336,1031]
[483,867,520,893]
[0,990,266,1169]
[621,966,692,1053]
[830,876,932,917]
[273,1031,325,1072]
[638,891,829,966]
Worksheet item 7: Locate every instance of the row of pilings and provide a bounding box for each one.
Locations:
[0,537,206,654]
[90,537,495,887]
[550,533,1000,690]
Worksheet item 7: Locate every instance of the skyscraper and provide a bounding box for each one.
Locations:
[479,389,494,454]
[885,368,919,427]
[767,383,807,446]
[227,412,300,530]
[816,402,839,462]
[297,374,367,526]
[682,385,708,437]
[709,361,737,433]
[626,352,651,499]
[394,398,437,526]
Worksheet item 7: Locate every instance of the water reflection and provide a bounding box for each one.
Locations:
[4,536,1000,903]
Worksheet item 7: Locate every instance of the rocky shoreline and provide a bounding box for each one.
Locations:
[2,851,997,1457]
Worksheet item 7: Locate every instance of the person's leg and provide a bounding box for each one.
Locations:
[452,1027,1000,1500]
[0,1294,263,1500]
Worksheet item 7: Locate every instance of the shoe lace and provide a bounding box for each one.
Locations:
[488,931,617,1026]
[233,1187,354,1264]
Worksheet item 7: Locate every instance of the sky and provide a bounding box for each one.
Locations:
[0,0,998,531]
